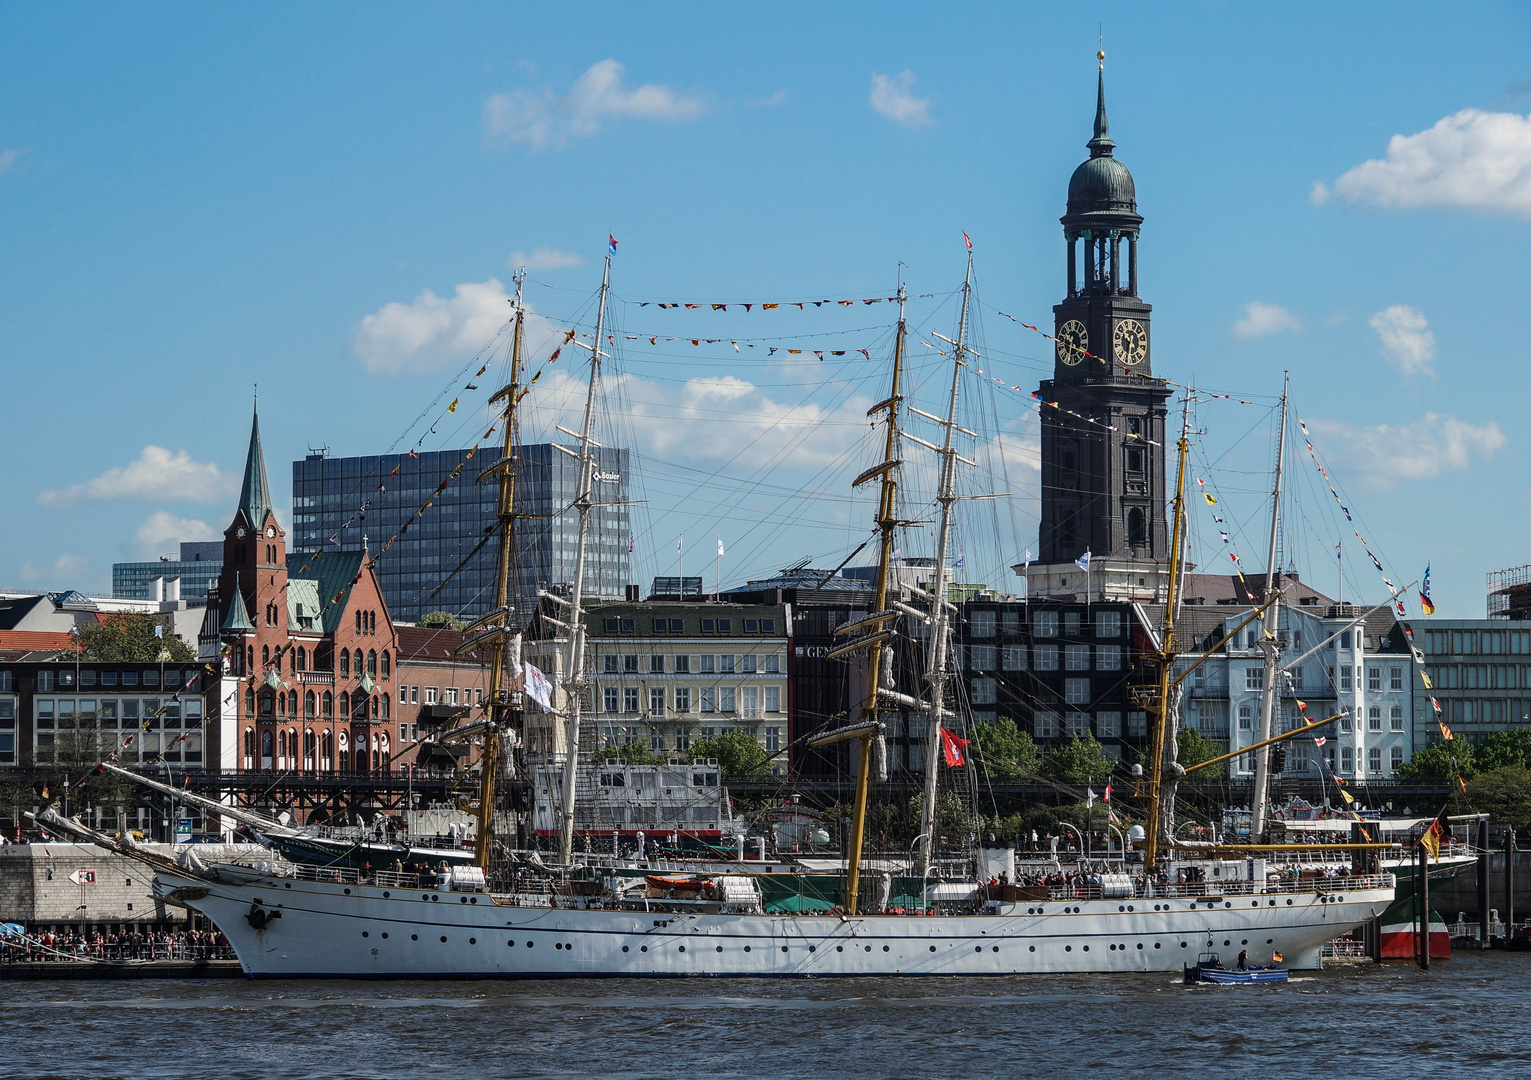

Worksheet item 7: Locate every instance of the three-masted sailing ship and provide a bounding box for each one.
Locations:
[35,249,1397,977]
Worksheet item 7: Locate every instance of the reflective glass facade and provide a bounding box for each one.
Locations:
[291,445,631,623]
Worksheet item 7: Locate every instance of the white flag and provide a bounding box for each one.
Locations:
[677,536,683,554]
[1022,549,1032,572]
[954,550,964,571]
[1075,550,1091,572]
[524,662,553,711]
[717,536,725,557]
[1086,787,1097,808]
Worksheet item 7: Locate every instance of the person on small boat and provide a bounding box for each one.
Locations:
[1237,949,1248,971]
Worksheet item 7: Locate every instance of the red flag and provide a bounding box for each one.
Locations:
[939,726,970,767]
[962,231,973,250]
[1103,784,1113,803]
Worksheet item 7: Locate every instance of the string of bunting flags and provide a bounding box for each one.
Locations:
[631,294,933,310]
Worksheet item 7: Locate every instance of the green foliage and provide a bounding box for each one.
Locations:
[1459,766,1531,835]
[690,730,769,777]
[71,613,194,663]
[1395,738,1474,781]
[972,716,1040,782]
[1042,734,1113,784]
[1177,725,1227,779]
[419,611,466,630]
[592,740,659,766]
[1476,729,1531,772]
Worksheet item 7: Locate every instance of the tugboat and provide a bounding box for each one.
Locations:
[1184,949,1289,984]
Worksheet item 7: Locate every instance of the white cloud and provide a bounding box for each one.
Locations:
[1306,413,1505,490]
[0,149,26,175]
[747,89,788,107]
[37,446,235,507]
[507,247,584,271]
[351,278,516,374]
[484,60,707,150]
[870,71,932,128]
[1369,305,1436,377]
[1232,301,1303,340]
[18,554,86,584]
[1313,108,1531,217]
[132,511,218,559]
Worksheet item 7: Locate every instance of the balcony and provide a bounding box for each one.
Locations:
[298,671,335,685]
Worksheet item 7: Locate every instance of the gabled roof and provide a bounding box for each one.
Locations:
[288,550,366,634]
[0,595,47,631]
[395,624,488,666]
[0,630,81,658]
[286,578,321,633]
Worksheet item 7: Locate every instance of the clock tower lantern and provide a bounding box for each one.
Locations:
[1028,56,1175,601]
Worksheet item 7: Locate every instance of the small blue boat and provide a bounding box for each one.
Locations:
[1183,952,1288,984]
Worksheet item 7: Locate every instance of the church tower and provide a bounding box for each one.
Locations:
[1029,56,1174,601]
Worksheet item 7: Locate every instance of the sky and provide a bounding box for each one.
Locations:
[2,2,1529,618]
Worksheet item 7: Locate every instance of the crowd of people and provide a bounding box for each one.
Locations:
[0,928,234,963]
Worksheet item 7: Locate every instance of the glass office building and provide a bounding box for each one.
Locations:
[291,445,632,623]
[112,542,223,601]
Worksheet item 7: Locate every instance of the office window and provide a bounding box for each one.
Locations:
[650,655,665,675]
[424,687,438,705]
[1237,704,1253,731]
[766,727,781,753]
[1341,746,1354,772]
[1128,711,1148,737]
[1065,644,1091,671]
[648,688,666,716]
[1367,706,1382,732]
[652,618,668,634]
[1368,747,1382,773]
[624,688,640,713]
[1340,667,1353,692]
[744,619,758,633]
[1095,711,1121,737]
[1390,666,1404,691]
[969,646,997,671]
[1095,611,1121,638]
[1390,746,1404,773]
[1003,646,1027,671]
[603,655,619,674]
[971,611,995,638]
[720,687,736,712]
[1065,712,1089,737]
[410,686,419,705]
[1367,667,1381,692]
[700,655,715,674]
[701,688,716,713]
[445,688,458,706]
[1034,611,1059,637]
[700,619,715,633]
[1033,711,1059,738]
[742,687,759,718]
[764,686,780,713]
[624,654,639,673]
[720,655,735,674]
[669,619,684,633]
[1001,611,1020,633]
[604,688,619,713]
[742,655,757,674]
[1390,706,1404,732]
[674,654,691,674]
[1064,678,1090,705]
[972,678,997,705]
[675,727,691,751]
[604,618,620,633]
[675,687,691,713]
[1096,645,1122,672]
[763,654,780,674]
[1034,645,1059,671]
[1246,668,1264,692]
[717,619,732,633]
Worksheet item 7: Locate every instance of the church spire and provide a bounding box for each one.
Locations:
[238,400,272,527]
[1087,50,1114,157]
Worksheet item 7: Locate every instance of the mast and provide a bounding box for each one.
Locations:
[557,253,611,865]
[915,254,973,883]
[1250,372,1291,842]
[1143,393,1191,868]
[468,268,526,870]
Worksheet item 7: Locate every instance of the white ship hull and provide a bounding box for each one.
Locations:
[156,867,1393,978]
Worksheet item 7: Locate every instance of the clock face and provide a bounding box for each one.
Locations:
[266,525,276,539]
[1056,320,1088,366]
[1113,318,1148,366]
[236,527,246,539]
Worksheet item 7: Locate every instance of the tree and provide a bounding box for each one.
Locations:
[1476,729,1531,773]
[69,613,194,663]
[971,716,1040,782]
[592,740,659,765]
[1177,725,1227,779]
[1395,738,1474,782]
[1042,734,1113,784]
[691,730,769,777]
[1460,766,1531,835]
[419,611,466,631]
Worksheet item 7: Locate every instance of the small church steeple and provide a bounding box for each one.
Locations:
[1086,52,1114,156]
[239,400,273,527]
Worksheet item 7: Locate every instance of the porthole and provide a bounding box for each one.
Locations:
[622,945,629,953]
[1127,905,1134,912]
[344,888,351,895]
[1109,944,1116,951]
[471,897,479,904]
[1065,946,1072,952]
[1153,904,1161,911]
[469,938,476,945]
[460,897,468,905]
[1336,895,1343,902]
[678,946,686,953]
[1286,899,1293,906]
[422,894,430,902]
[1180,942,1187,949]
[284,883,291,889]
[381,933,388,939]
[1029,946,1036,952]
[440,936,447,943]
[1082,945,1089,952]
[975,946,983,953]
[1189,903,1197,910]
[1266,939,1274,945]
[361,932,369,938]
[781,946,789,953]
[1154,943,1161,949]
[1270,900,1277,906]
[809,945,817,953]
[383,891,391,899]
[717,946,723,953]
[1036,908,1044,915]
[864,945,872,953]
[433,895,439,902]
[526,941,533,948]
[1136,943,1143,950]
[411,934,418,941]
[1223,940,1231,947]
[641,946,648,953]
[882,945,890,952]
[1241,940,1248,946]
[1251,901,1258,907]
[1225,902,1232,909]
[1118,906,1125,913]
[555,943,562,950]
[992,946,999,953]
[1027,908,1034,915]
[929,945,937,953]
[836,946,844,953]
[743,946,751,953]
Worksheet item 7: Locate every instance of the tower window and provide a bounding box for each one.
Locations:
[1126,449,1143,472]
[1128,507,1147,548]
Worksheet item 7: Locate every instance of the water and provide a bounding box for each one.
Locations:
[2,954,1527,1079]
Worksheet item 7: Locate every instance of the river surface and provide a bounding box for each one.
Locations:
[0,953,1526,1079]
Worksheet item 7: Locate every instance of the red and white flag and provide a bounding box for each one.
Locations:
[939,726,970,767]
[1103,784,1113,803]
[962,231,973,251]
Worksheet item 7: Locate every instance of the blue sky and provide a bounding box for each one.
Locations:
[2,3,1528,617]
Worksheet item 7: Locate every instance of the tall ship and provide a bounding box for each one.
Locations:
[37,61,1401,977]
